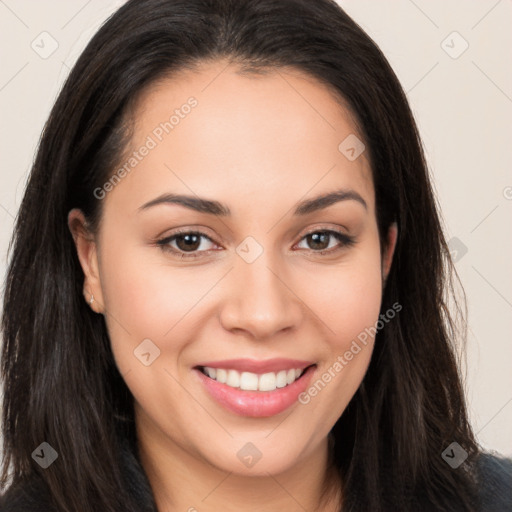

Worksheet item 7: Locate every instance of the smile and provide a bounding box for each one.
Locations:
[199,366,307,391]
[193,360,317,417]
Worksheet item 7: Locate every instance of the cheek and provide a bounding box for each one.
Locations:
[309,241,384,351]
[297,237,383,417]
[102,253,207,333]
[98,240,215,372]
[98,246,203,430]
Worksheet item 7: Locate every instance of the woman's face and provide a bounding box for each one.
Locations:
[70,60,396,476]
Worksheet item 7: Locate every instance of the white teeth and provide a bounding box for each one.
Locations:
[226,369,240,388]
[240,372,259,390]
[258,372,277,391]
[216,368,227,384]
[201,366,307,391]
[276,370,287,388]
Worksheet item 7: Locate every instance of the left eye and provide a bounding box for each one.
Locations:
[156,229,355,259]
[296,230,355,252]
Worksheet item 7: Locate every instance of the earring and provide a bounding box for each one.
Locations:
[89,294,94,305]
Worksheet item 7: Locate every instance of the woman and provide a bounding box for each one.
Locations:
[1,0,511,511]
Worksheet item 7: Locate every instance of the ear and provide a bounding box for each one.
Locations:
[67,208,105,314]
[382,221,398,284]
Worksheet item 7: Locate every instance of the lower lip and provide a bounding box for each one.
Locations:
[194,365,316,418]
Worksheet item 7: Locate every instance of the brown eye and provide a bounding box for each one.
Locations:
[296,230,356,254]
[156,231,218,258]
[305,232,331,251]
[174,233,202,252]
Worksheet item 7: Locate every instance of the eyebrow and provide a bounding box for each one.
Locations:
[138,188,367,216]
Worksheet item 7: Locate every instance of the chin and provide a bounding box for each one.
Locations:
[199,435,314,476]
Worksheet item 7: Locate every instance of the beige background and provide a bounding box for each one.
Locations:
[0,0,511,457]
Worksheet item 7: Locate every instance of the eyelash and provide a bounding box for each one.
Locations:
[155,228,356,259]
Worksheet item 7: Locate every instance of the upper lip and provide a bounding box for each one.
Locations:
[194,358,315,374]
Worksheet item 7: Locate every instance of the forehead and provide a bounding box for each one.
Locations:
[112,59,374,217]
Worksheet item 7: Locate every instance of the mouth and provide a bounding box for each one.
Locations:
[195,365,314,392]
[193,361,317,418]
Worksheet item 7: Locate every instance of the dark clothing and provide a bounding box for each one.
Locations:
[1,443,511,511]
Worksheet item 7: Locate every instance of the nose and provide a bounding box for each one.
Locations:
[219,253,303,340]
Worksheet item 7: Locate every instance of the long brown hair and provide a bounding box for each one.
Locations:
[1,0,481,510]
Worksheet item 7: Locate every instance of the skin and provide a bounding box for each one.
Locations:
[69,59,398,512]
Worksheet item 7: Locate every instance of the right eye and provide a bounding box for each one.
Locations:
[156,230,220,259]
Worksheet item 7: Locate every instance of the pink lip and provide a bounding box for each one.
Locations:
[194,364,316,418]
[194,358,314,374]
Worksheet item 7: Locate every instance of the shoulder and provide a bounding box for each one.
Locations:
[0,437,156,512]
[0,475,55,512]
[476,451,512,511]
